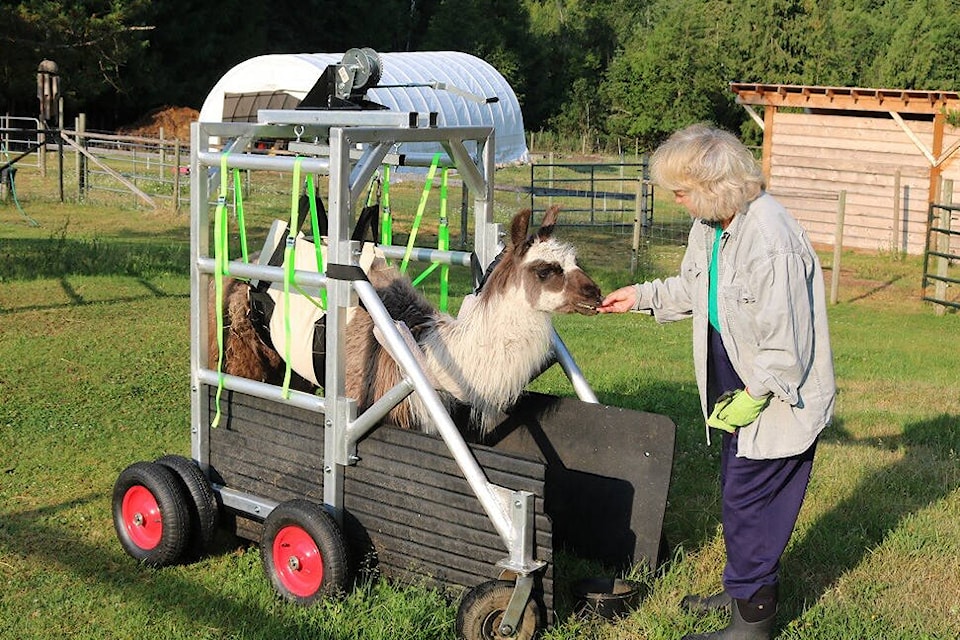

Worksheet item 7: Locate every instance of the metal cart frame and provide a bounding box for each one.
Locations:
[188,110,600,630]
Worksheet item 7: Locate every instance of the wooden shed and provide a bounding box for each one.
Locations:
[731,83,960,255]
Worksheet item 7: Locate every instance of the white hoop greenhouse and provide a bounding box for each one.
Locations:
[199,51,529,167]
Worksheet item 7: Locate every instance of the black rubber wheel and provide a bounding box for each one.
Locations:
[112,461,191,567]
[155,454,219,559]
[456,580,543,640]
[260,499,350,605]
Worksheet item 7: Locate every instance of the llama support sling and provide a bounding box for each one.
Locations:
[251,228,381,388]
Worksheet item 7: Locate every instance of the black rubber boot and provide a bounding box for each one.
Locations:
[682,585,777,640]
[681,590,732,615]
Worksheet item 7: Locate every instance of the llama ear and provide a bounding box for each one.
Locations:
[537,205,560,241]
[510,209,533,251]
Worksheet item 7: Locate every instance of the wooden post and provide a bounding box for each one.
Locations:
[830,190,846,305]
[892,168,901,253]
[548,152,554,210]
[0,115,6,202]
[159,126,166,174]
[935,179,952,316]
[173,139,182,212]
[631,179,643,274]
[57,101,64,202]
[76,113,86,199]
[39,125,46,178]
[928,111,945,213]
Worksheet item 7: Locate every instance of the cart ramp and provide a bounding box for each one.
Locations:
[483,392,675,571]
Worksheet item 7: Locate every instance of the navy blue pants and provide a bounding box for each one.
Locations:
[708,326,816,601]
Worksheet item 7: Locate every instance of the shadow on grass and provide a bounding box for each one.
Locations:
[0,276,188,315]
[596,384,959,636]
[597,383,723,558]
[780,413,960,629]
[0,495,326,638]
[0,234,189,281]
[843,274,904,304]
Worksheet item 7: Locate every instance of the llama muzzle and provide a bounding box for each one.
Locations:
[571,280,603,316]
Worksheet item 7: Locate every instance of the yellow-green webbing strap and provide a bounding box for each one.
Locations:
[211,152,231,427]
[380,165,392,245]
[439,168,450,312]
[232,168,250,263]
[304,173,327,310]
[400,153,441,274]
[410,167,450,313]
[279,157,304,398]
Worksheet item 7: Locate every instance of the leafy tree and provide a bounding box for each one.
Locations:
[0,0,153,125]
[523,0,650,140]
[603,1,739,147]
[868,0,960,89]
[417,0,531,109]
[4,0,960,141]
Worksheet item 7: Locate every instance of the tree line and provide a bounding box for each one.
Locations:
[3,0,959,148]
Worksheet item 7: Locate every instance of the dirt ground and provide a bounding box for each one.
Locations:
[116,105,199,141]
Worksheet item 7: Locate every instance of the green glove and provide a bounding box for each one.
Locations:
[707,389,770,433]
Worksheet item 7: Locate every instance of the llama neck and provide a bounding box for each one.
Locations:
[419,289,554,414]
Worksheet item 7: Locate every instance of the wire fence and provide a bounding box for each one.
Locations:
[72,129,190,210]
[2,119,695,275]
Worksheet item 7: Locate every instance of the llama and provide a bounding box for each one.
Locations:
[211,206,603,433]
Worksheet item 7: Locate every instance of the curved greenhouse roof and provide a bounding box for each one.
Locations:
[199,51,529,166]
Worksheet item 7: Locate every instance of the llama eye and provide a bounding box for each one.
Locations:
[536,266,557,280]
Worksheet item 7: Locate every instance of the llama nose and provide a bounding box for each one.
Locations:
[587,282,602,303]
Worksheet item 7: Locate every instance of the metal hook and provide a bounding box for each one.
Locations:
[294,125,304,142]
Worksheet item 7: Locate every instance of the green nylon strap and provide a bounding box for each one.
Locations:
[410,166,451,313]
[400,153,441,274]
[211,152,231,427]
[381,165,393,246]
[232,168,249,263]
[279,158,304,398]
[305,173,327,310]
[410,260,439,286]
[438,168,450,312]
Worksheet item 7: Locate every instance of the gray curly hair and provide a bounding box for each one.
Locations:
[650,123,764,222]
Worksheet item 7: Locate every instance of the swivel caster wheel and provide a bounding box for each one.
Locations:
[456,579,544,639]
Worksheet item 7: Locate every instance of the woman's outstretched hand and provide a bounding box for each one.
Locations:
[597,285,637,314]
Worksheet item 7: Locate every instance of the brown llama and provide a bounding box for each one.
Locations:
[210,206,603,433]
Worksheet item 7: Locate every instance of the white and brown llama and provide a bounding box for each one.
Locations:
[210,206,603,434]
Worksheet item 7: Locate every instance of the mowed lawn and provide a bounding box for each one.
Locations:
[1,177,959,639]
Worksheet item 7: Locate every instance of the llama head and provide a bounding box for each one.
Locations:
[480,206,603,315]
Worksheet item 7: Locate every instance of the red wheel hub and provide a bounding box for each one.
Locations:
[273,525,324,597]
[121,485,162,550]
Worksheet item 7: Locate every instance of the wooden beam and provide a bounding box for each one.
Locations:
[743,104,765,130]
[889,111,937,165]
[762,105,774,185]
[730,82,960,115]
[59,131,157,208]
[929,111,946,204]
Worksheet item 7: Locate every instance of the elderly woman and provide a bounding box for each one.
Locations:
[599,124,836,640]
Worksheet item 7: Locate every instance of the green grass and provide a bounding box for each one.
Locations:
[2,166,959,639]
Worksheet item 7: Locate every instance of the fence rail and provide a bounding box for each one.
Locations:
[922,180,960,313]
[525,160,652,228]
[1,117,43,171]
[69,126,189,209]
[1,120,190,209]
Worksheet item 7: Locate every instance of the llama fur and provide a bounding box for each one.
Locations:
[211,206,603,433]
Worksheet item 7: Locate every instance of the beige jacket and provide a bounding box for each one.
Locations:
[633,193,836,459]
